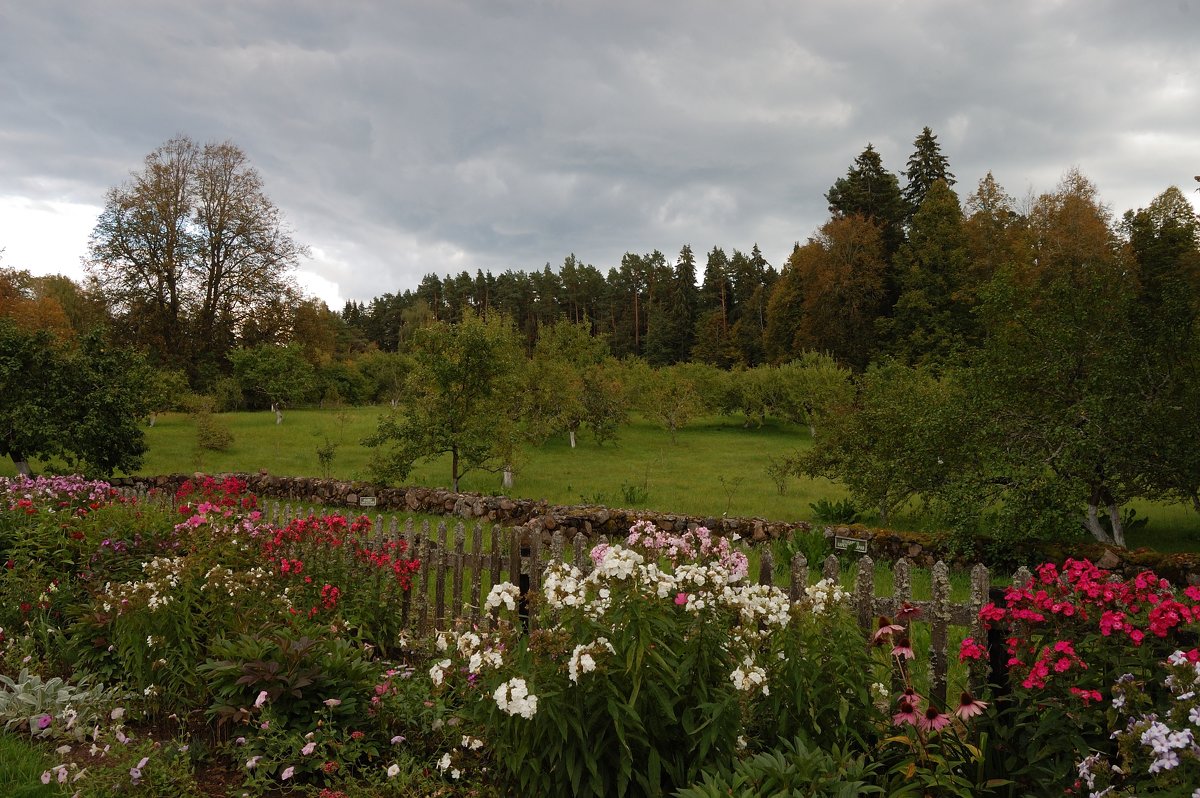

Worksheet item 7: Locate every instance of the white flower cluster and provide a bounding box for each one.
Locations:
[456,630,503,674]
[721,583,791,628]
[804,578,848,615]
[483,582,520,613]
[591,545,645,580]
[730,657,769,696]
[99,556,187,613]
[568,638,614,684]
[436,751,462,780]
[1139,721,1194,774]
[542,564,586,609]
[429,658,452,687]
[493,677,538,718]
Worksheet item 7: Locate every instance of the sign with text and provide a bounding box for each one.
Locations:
[833,535,867,554]
[358,496,377,507]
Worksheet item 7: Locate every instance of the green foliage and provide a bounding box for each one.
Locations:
[364,312,525,491]
[200,631,378,730]
[795,360,956,526]
[0,320,150,476]
[0,733,60,797]
[674,735,884,798]
[0,670,112,740]
[809,498,861,525]
[231,343,316,414]
[190,398,234,451]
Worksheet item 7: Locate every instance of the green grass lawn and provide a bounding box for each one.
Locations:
[140,407,846,523]
[4,405,1198,549]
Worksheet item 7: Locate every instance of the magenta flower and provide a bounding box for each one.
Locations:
[674,592,688,606]
[36,714,52,729]
[891,636,914,660]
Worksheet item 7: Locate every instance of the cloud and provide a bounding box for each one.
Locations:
[2,0,1197,301]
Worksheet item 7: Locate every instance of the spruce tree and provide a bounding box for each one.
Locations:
[902,126,955,218]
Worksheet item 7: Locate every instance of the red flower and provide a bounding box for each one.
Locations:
[959,637,987,662]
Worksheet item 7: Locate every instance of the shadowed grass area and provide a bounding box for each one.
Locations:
[0,734,59,797]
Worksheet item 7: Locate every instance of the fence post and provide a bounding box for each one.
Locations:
[528,531,543,632]
[489,524,502,590]
[929,561,951,708]
[452,523,466,626]
[416,521,431,635]
[509,527,528,631]
[573,532,588,572]
[758,548,774,586]
[434,522,448,630]
[968,564,991,693]
[790,554,808,602]
[469,524,484,627]
[855,556,875,632]
[822,554,840,583]
[892,559,912,610]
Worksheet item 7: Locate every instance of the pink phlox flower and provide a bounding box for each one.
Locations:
[959,637,987,662]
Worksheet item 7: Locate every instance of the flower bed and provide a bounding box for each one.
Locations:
[1,474,1199,796]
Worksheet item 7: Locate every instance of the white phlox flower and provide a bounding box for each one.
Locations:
[591,545,644,580]
[484,582,521,613]
[568,637,614,684]
[429,658,452,686]
[804,578,848,615]
[493,677,539,718]
[541,565,585,610]
[730,657,769,696]
[722,583,791,628]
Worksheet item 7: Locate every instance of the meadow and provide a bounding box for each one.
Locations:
[53,405,1200,553]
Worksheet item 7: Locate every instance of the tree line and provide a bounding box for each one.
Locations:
[1,130,1197,554]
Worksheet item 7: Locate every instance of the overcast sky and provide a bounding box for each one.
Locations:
[1,1,1197,309]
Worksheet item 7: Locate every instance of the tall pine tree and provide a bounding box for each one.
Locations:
[902,126,955,219]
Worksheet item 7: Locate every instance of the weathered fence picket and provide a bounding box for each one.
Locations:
[118,488,1007,699]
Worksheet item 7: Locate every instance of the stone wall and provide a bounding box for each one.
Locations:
[110,473,1199,583]
[110,472,811,543]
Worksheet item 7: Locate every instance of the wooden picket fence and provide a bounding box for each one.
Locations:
[128,492,1023,705]
[261,502,1021,705]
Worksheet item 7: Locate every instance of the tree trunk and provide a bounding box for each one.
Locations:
[569,429,576,449]
[11,455,32,477]
[502,466,514,490]
[1084,504,1114,544]
[148,412,157,427]
[1107,503,1126,548]
[451,448,459,493]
